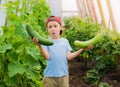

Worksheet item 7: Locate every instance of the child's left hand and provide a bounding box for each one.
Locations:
[85,45,94,51]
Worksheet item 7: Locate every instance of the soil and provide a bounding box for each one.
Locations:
[69,57,120,87]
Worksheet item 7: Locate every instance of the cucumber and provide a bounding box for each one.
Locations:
[74,33,102,48]
[26,24,53,46]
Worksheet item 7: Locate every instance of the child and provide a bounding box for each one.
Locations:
[32,16,94,87]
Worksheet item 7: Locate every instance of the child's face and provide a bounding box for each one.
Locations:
[47,21,62,39]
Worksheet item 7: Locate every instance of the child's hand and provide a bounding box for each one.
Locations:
[85,45,94,51]
[30,37,39,45]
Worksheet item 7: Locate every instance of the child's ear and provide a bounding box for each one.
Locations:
[60,30,62,35]
[60,25,62,35]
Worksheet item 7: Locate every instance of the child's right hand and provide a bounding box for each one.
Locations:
[30,37,39,45]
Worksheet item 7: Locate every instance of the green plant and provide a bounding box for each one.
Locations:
[99,82,112,87]
[63,16,100,51]
[0,0,50,86]
[93,30,120,73]
[63,16,101,69]
[83,69,100,84]
[63,16,120,85]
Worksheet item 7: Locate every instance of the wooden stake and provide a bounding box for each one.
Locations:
[97,0,106,26]
[76,0,81,18]
[90,0,98,23]
[106,0,117,31]
[85,0,92,17]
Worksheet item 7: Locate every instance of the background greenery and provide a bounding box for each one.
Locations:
[0,0,50,86]
[63,16,120,86]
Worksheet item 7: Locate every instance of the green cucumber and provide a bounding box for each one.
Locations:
[26,24,53,46]
[74,33,102,48]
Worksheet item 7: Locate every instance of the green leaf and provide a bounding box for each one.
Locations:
[0,84,5,87]
[14,23,29,38]
[8,61,25,77]
[4,76,17,86]
[24,54,40,69]
[25,46,41,60]
[0,61,2,71]
[36,80,43,87]
[0,44,12,53]
[25,66,40,80]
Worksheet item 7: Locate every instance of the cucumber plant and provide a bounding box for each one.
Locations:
[63,16,120,85]
[0,0,50,86]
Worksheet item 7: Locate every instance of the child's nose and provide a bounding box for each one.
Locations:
[51,27,56,30]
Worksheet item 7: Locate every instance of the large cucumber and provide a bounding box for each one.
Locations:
[74,33,102,48]
[26,24,53,46]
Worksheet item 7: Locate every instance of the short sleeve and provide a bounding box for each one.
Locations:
[66,39,72,52]
[42,45,48,50]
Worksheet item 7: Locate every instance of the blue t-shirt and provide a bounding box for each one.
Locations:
[42,38,72,77]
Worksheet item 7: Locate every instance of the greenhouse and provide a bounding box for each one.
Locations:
[0,0,120,87]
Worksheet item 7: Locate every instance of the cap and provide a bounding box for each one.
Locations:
[46,16,61,25]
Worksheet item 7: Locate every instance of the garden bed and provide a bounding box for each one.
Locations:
[69,58,120,87]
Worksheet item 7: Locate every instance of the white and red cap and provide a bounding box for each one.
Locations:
[46,16,61,25]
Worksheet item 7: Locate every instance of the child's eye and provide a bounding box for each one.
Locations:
[54,25,57,27]
[48,26,52,28]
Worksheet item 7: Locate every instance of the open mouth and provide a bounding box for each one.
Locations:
[52,32,55,34]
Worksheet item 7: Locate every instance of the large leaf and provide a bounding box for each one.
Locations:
[24,65,40,80]
[24,54,40,69]
[25,46,41,60]
[8,61,25,77]
[0,44,12,53]
[14,23,29,38]
[4,76,17,86]
[0,84,5,87]
[0,61,2,71]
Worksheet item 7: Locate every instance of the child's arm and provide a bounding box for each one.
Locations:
[37,45,49,60]
[67,45,94,60]
[31,37,50,60]
[67,48,84,60]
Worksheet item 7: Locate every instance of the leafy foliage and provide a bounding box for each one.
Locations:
[63,16,100,51]
[83,69,100,84]
[63,16,120,85]
[0,0,50,86]
[99,82,113,87]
